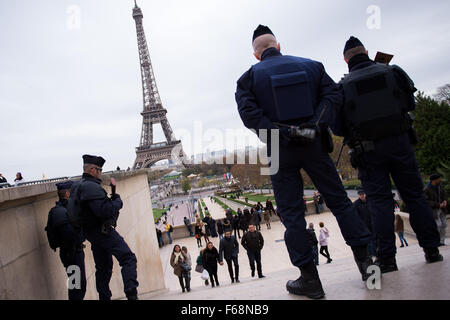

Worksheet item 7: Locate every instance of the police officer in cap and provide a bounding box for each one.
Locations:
[334,36,443,272]
[235,25,374,299]
[70,155,139,300]
[46,180,87,300]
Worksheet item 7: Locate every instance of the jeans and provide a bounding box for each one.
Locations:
[225,256,239,280]
[178,271,191,291]
[247,250,263,276]
[167,231,172,244]
[311,246,319,265]
[397,232,408,246]
[435,210,447,244]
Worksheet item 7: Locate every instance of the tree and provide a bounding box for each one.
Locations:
[181,178,191,194]
[437,161,450,193]
[413,92,450,175]
[434,84,450,105]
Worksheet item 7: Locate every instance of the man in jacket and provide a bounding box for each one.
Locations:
[306,223,319,266]
[353,190,376,258]
[424,174,448,246]
[69,154,138,300]
[241,224,265,278]
[219,230,240,283]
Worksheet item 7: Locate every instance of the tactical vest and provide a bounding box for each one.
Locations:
[340,63,410,141]
[251,55,320,124]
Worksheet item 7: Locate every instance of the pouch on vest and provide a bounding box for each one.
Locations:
[271,71,314,121]
[342,64,408,141]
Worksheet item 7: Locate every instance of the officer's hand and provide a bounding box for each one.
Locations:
[111,193,121,201]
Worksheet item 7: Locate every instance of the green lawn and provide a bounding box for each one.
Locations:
[213,197,237,215]
[152,208,168,221]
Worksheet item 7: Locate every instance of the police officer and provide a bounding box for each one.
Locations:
[70,155,139,300]
[334,36,443,272]
[46,181,86,300]
[235,25,374,299]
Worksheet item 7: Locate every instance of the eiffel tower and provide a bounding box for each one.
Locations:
[132,1,185,170]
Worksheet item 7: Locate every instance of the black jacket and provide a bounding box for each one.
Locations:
[241,230,264,251]
[353,198,373,232]
[306,228,318,248]
[219,235,239,261]
[217,220,224,234]
[202,247,220,268]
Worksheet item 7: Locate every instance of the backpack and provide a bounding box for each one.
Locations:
[45,210,61,251]
[169,225,173,232]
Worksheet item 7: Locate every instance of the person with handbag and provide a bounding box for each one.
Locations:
[195,222,204,248]
[170,245,190,292]
[202,242,220,287]
[196,249,209,286]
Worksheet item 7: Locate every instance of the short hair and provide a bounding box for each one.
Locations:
[344,45,366,61]
[57,189,68,199]
[319,222,324,228]
[83,163,96,173]
[252,34,277,56]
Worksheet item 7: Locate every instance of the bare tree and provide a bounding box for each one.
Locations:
[435,84,450,105]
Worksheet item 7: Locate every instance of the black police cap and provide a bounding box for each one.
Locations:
[56,181,73,191]
[430,173,442,181]
[252,24,274,42]
[82,154,106,167]
[343,36,364,54]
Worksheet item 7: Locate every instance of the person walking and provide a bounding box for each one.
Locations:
[202,242,220,287]
[313,191,320,214]
[394,215,408,248]
[263,209,271,229]
[217,219,224,240]
[219,231,240,283]
[195,249,209,286]
[194,222,204,248]
[303,196,309,214]
[232,214,241,239]
[202,222,210,244]
[209,216,218,238]
[156,228,164,248]
[241,224,265,278]
[170,245,190,293]
[353,190,376,258]
[184,216,194,237]
[222,218,232,233]
[182,246,192,290]
[265,199,275,217]
[240,210,249,233]
[306,223,319,266]
[317,193,324,213]
[424,174,448,246]
[319,222,332,264]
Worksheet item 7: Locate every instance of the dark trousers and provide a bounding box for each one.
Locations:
[247,250,262,276]
[311,246,319,265]
[358,133,440,259]
[319,246,331,261]
[186,225,193,236]
[87,228,139,300]
[60,247,87,300]
[196,236,202,247]
[233,227,241,239]
[225,256,239,280]
[270,139,372,268]
[205,265,218,286]
[178,271,191,290]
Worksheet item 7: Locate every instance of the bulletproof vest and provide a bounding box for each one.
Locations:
[251,55,320,124]
[340,63,410,141]
[45,203,70,251]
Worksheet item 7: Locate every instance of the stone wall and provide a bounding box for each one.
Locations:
[0,170,165,300]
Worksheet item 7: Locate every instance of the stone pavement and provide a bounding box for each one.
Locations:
[142,209,450,300]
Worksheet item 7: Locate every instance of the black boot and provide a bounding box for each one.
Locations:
[351,245,376,281]
[125,288,138,300]
[375,256,398,274]
[424,247,444,263]
[286,261,325,299]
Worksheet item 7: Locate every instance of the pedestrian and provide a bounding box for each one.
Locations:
[0,173,7,184]
[45,181,86,300]
[164,221,173,244]
[170,245,190,293]
[156,228,164,248]
[14,172,25,186]
[243,208,252,231]
[306,223,319,266]
[217,219,224,240]
[202,215,212,237]
[394,215,408,248]
[240,210,249,233]
[209,216,218,238]
[237,208,243,218]
[241,224,265,278]
[313,191,320,214]
[194,222,203,248]
[424,174,448,246]
[333,36,443,273]
[202,242,220,287]
[184,216,194,236]
[225,208,233,222]
[353,190,376,258]
[265,199,275,217]
[201,221,210,243]
[222,218,231,233]
[196,249,209,286]
[232,214,241,239]
[303,196,308,214]
[318,222,332,264]
[251,207,262,231]
[263,209,271,229]
[68,154,138,300]
[317,193,324,213]
[219,231,240,283]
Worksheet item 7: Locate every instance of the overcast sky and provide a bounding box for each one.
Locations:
[1,0,449,182]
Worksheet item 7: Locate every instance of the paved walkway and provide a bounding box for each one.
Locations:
[151,209,423,297]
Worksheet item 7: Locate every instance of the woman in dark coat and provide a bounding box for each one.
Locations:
[217,219,224,239]
[194,223,204,248]
[170,245,190,292]
[202,242,221,287]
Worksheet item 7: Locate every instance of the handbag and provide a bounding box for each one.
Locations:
[201,269,210,280]
[195,264,204,273]
[181,261,191,272]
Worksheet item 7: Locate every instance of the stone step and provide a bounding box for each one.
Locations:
[144,244,450,300]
